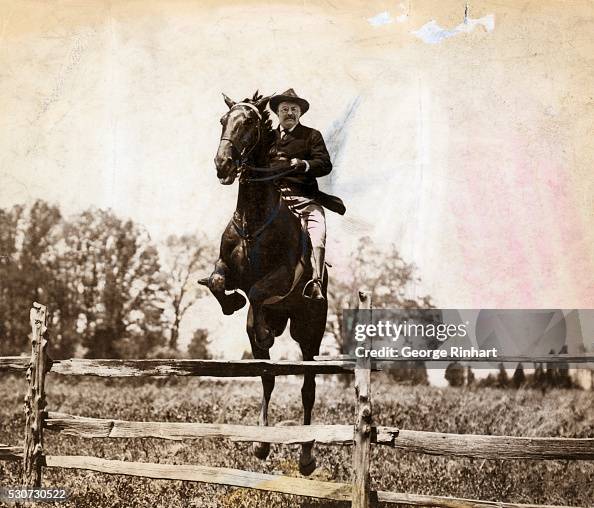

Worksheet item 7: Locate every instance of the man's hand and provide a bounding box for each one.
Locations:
[290,158,307,171]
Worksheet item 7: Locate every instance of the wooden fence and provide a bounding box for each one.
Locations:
[1,297,593,507]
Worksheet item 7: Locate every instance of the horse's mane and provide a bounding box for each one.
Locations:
[242,91,273,130]
[242,91,275,165]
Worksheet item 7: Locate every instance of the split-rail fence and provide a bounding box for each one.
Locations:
[1,295,593,507]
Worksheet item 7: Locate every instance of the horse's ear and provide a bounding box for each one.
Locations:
[256,95,273,111]
[222,93,236,109]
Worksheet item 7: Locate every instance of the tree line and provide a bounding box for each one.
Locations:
[1,201,435,362]
[0,200,214,359]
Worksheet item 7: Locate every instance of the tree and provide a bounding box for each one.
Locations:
[512,363,526,388]
[160,234,215,350]
[497,363,509,388]
[0,201,63,355]
[326,236,435,384]
[555,345,572,388]
[187,328,211,359]
[466,366,475,386]
[445,361,465,387]
[0,204,25,354]
[54,209,168,358]
[327,236,434,343]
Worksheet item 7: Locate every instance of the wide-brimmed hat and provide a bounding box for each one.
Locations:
[269,88,310,115]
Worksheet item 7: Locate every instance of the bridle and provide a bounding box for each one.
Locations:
[219,102,296,183]
[220,102,262,167]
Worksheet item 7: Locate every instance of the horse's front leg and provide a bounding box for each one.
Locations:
[198,258,246,315]
[248,306,275,460]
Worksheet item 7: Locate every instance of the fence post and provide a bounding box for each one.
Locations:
[352,290,373,507]
[22,302,49,488]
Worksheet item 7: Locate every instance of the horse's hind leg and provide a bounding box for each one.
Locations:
[291,314,325,476]
[198,259,246,315]
[248,305,274,460]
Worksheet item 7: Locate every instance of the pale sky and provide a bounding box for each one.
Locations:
[2,0,594,359]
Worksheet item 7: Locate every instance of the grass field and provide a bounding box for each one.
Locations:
[1,373,592,507]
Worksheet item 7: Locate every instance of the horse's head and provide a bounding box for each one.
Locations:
[215,92,272,185]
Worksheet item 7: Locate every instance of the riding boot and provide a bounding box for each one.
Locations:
[303,247,325,301]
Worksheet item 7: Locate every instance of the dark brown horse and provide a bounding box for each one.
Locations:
[199,92,328,475]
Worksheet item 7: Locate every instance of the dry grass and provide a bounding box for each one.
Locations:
[0,373,592,507]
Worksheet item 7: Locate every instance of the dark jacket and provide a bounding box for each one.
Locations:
[269,123,332,196]
[268,123,346,215]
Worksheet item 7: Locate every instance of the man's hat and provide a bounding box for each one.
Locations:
[269,88,310,115]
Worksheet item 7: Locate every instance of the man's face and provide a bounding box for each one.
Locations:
[277,101,301,130]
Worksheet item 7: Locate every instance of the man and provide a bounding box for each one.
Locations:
[268,88,338,301]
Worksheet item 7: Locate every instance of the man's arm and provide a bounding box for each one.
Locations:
[304,129,332,177]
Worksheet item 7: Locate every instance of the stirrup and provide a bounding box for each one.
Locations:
[302,278,324,300]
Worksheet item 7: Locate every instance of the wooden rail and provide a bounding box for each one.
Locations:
[0,356,30,372]
[3,355,592,377]
[44,412,397,446]
[315,354,594,364]
[392,429,594,460]
[0,444,23,460]
[43,455,577,508]
[50,358,355,377]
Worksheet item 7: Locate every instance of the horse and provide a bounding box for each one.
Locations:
[198,91,328,476]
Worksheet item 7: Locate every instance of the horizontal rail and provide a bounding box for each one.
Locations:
[315,354,594,364]
[43,455,578,508]
[394,430,594,460]
[5,354,592,376]
[44,412,594,460]
[375,491,579,508]
[0,444,23,461]
[0,356,29,373]
[44,412,397,445]
[48,358,356,377]
[45,455,351,501]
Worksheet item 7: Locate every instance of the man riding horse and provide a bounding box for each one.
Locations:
[199,90,344,475]
[268,88,332,301]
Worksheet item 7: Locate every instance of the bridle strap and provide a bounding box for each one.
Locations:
[234,102,262,120]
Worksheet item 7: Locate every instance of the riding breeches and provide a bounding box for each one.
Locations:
[280,194,326,249]
[299,203,326,249]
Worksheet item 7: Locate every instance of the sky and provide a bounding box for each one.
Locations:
[1,0,593,366]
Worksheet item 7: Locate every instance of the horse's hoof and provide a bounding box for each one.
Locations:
[252,442,270,460]
[299,456,317,476]
[221,292,246,315]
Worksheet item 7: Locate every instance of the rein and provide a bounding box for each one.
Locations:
[240,166,296,183]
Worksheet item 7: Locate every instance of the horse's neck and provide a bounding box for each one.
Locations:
[235,181,279,229]
[234,128,277,228]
